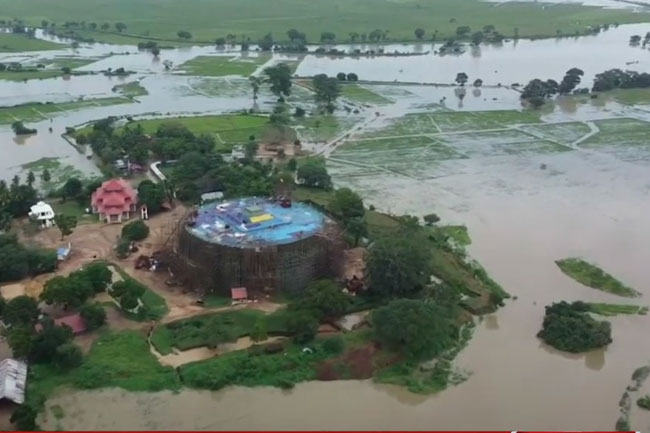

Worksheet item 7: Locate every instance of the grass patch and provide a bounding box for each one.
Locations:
[151,309,289,355]
[114,81,148,97]
[179,54,270,77]
[0,97,132,124]
[341,84,392,105]
[605,88,650,106]
[108,263,169,320]
[584,302,648,316]
[3,0,647,42]
[50,200,95,224]
[123,114,269,149]
[0,32,64,52]
[437,225,471,247]
[555,258,640,298]
[0,69,69,81]
[26,330,180,410]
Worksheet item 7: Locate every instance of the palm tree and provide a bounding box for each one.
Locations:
[249,76,262,101]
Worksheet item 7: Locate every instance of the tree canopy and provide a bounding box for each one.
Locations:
[290,279,352,320]
[121,220,150,241]
[296,157,332,189]
[329,188,365,221]
[537,301,612,353]
[372,299,459,360]
[138,180,166,213]
[366,232,433,298]
[3,296,39,326]
[264,63,292,98]
[312,74,341,109]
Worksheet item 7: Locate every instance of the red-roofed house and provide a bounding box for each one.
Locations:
[91,178,138,223]
[35,313,87,335]
[231,287,248,302]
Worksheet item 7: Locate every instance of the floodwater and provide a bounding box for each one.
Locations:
[5,23,650,431]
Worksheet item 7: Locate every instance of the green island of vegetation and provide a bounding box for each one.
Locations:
[0,98,132,125]
[538,301,612,353]
[638,395,650,411]
[179,55,270,77]
[113,81,148,98]
[584,302,648,317]
[555,258,641,297]
[0,0,648,44]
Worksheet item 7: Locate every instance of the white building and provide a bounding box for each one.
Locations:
[28,201,55,228]
[0,358,27,404]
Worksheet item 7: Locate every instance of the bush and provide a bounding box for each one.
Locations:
[537,301,612,353]
[294,107,306,117]
[287,310,319,344]
[55,342,83,369]
[80,262,112,293]
[121,220,150,241]
[116,237,131,258]
[80,303,106,330]
[373,299,459,360]
[321,336,344,355]
[11,405,37,431]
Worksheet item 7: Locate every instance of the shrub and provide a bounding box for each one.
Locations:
[121,220,149,241]
[116,237,131,258]
[55,342,83,369]
[537,301,612,353]
[11,405,37,431]
[80,303,106,330]
[321,336,344,355]
[287,310,319,344]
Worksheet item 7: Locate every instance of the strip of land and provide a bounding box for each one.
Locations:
[555,258,641,297]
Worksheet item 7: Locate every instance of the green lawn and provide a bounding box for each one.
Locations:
[109,263,169,321]
[341,84,392,105]
[584,303,648,316]
[0,32,64,52]
[1,0,647,43]
[50,200,96,224]
[179,55,270,77]
[0,97,132,124]
[556,258,641,297]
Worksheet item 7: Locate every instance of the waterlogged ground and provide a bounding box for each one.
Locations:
[4,24,650,431]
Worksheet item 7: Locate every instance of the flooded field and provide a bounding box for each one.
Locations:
[4,23,650,431]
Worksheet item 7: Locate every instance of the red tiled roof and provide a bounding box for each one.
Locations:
[91,178,137,216]
[231,287,248,300]
[35,313,87,335]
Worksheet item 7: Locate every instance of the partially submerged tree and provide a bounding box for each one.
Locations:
[296,157,332,189]
[264,63,292,99]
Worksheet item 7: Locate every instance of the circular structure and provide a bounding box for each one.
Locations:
[176,197,341,293]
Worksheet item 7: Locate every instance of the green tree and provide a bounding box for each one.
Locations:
[312,74,341,109]
[244,139,258,162]
[455,72,469,86]
[347,73,358,81]
[79,263,111,293]
[10,405,37,431]
[121,220,150,241]
[54,214,77,240]
[177,30,192,40]
[366,232,432,297]
[345,217,368,247]
[320,31,336,43]
[61,66,71,74]
[537,301,612,353]
[62,177,82,200]
[471,31,484,45]
[30,320,73,363]
[6,326,33,358]
[55,342,83,369]
[296,157,331,189]
[423,213,440,225]
[3,296,39,326]
[287,310,319,344]
[249,76,263,101]
[329,187,365,221]
[26,171,35,187]
[373,299,459,360]
[80,303,107,330]
[291,279,352,320]
[287,158,297,171]
[456,26,471,37]
[414,28,425,40]
[40,273,93,308]
[138,180,166,214]
[41,168,51,182]
[115,22,127,32]
[264,63,292,98]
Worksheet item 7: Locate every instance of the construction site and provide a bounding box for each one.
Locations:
[159,197,344,294]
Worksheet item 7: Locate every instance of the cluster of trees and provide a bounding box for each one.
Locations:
[0,174,38,230]
[329,188,367,246]
[137,41,160,56]
[177,30,192,40]
[537,301,612,353]
[40,262,112,309]
[296,157,332,190]
[121,220,150,241]
[520,68,585,107]
[592,68,650,92]
[11,121,37,136]
[312,74,341,112]
[0,234,57,283]
[110,279,145,311]
[264,63,292,100]
[335,72,359,81]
